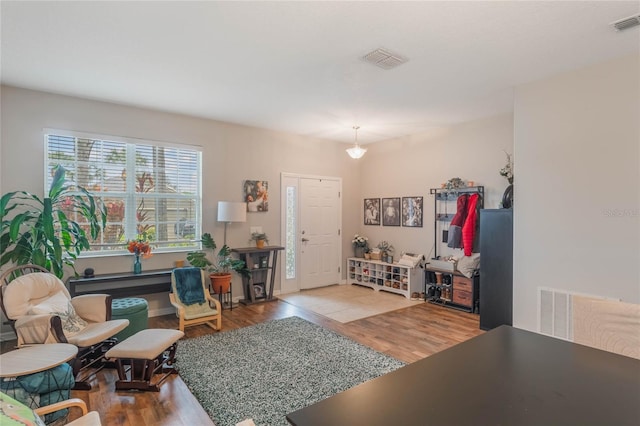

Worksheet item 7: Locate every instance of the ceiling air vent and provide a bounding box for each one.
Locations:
[612,14,640,32]
[362,48,408,70]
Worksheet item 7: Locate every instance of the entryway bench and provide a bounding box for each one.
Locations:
[105,328,184,392]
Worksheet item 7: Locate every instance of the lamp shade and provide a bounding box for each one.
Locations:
[217,201,247,223]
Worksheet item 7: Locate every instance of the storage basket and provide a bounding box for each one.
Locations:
[370,252,381,260]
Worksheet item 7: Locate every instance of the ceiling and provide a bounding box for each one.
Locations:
[1,1,639,144]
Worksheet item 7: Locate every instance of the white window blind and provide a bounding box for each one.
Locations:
[45,131,202,254]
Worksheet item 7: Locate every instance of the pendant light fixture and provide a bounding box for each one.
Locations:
[346,126,367,159]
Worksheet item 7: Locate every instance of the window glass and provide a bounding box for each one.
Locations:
[285,186,297,279]
[45,131,201,254]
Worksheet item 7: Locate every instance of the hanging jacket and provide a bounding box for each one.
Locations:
[462,193,480,256]
[447,194,469,248]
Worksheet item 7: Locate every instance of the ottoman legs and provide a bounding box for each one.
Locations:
[113,341,179,392]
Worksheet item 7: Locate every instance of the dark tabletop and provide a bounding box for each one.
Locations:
[286,325,640,426]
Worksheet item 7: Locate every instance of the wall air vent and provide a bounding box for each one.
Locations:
[362,48,408,70]
[538,287,620,341]
[612,14,640,32]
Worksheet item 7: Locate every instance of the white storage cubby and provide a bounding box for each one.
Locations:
[347,257,422,299]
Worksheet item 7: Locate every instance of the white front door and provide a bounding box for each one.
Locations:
[300,177,341,289]
[280,174,341,293]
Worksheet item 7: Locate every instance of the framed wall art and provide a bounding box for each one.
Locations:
[244,180,268,212]
[382,197,401,226]
[364,198,380,225]
[402,196,423,227]
[253,283,266,299]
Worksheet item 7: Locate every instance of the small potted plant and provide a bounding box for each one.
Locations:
[377,241,395,263]
[364,248,371,260]
[249,232,269,248]
[187,233,247,294]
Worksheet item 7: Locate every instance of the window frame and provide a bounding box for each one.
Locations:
[44,128,203,257]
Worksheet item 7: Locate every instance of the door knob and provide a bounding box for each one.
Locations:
[301,238,309,242]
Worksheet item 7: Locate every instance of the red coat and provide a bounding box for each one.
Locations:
[462,193,479,256]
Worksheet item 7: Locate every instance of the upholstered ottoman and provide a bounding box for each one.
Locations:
[105,329,184,391]
[111,297,149,342]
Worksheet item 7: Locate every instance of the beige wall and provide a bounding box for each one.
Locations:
[359,114,514,259]
[0,85,361,326]
[513,54,640,332]
[4,54,637,340]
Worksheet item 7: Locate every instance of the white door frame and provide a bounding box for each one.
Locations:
[280,172,342,294]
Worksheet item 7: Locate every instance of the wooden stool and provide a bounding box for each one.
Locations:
[105,329,184,392]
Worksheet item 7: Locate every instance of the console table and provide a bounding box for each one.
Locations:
[232,246,284,305]
[67,269,173,298]
[0,344,78,409]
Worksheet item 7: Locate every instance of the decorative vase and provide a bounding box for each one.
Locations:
[354,246,365,258]
[133,254,142,274]
[501,184,514,209]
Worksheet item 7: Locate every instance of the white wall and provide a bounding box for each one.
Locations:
[359,114,514,259]
[513,54,640,332]
[0,85,360,325]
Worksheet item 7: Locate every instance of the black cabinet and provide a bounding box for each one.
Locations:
[479,209,513,330]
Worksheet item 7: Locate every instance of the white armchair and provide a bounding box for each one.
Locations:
[0,265,129,390]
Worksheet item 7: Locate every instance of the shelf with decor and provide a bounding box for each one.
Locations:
[347,257,422,300]
[232,246,284,305]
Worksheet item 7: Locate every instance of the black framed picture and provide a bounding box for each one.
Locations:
[382,197,401,226]
[364,198,381,225]
[402,196,423,227]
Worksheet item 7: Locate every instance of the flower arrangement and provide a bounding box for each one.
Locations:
[126,236,152,259]
[352,234,369,248]
[500,151,514,184]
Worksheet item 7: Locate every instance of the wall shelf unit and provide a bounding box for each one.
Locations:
[347,258,423,299]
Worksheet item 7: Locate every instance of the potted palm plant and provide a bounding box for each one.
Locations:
[187,233,247,294]
[0,165,106,278]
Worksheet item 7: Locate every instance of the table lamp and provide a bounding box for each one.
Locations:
[217,201,247,245]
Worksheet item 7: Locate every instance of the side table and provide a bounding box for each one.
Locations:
[0,344,78,412]
[231,246,284,305]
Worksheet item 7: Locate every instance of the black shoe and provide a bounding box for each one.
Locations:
[426,285,436,299]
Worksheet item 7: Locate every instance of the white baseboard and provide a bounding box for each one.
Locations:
[148,306,176,318]
[1,330,17,342]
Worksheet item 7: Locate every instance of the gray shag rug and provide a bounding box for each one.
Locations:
[175,316,405,426]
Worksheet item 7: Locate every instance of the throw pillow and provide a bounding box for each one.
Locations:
[0,391,47,426]
[456,253,480,278]
[29,292,88,337]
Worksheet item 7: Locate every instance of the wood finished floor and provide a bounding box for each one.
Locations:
[1,296,483,426]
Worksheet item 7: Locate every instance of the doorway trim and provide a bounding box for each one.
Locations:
[280,172,342,294]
